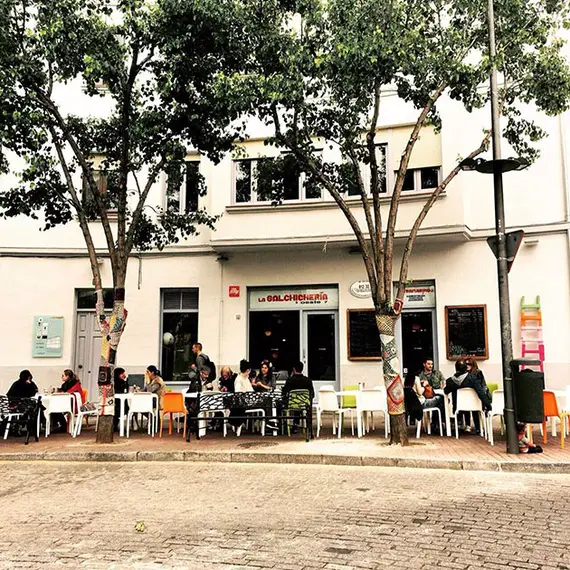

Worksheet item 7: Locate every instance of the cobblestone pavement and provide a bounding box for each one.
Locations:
[1,462,569,570]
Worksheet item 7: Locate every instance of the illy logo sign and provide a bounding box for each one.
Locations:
[228,285,240,298]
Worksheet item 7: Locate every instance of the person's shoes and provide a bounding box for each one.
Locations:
[464,425,474,433]
[290,426,299,434]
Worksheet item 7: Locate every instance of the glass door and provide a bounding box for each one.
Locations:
[302,311,339,393]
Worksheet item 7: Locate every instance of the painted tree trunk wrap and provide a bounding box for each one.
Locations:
[96,288,128,417]
[375,313,405,415]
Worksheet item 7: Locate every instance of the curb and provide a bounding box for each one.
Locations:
[1,450,570,474]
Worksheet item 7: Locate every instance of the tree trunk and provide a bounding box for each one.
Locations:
[375,313,409,446]
[95,288,128,444]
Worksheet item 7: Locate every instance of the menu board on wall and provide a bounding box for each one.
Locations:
[445,305,488,360]
[32,315,64,357]
[347,309,382,360]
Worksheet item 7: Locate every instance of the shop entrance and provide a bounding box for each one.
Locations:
[400,310,436,377]
[248,287,339,389]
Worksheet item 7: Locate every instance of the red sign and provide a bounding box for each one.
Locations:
[229,285,240,298]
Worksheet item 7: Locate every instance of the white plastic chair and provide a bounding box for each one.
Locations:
[316,386,355,438]
[452,388,486,439]
[72,393,99,437]
[416,405,443,438]
[487,389,504,446]
[44,393,75,437]
[126,393,157,437]
[360,387,389,438]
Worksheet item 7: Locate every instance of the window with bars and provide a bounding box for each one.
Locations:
[161,288,199,383]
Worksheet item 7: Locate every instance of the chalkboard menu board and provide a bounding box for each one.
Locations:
[445,305,488,360]
[347,309,382,360]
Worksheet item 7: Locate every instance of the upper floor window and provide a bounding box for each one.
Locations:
[344,144,387,197]
[81,169,119,215]
[166,160,201,213]
[399,166,441,191]
[233,152,323,204]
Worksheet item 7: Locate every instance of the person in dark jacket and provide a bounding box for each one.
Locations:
[444,359,491,433]
[113,367,129,432]
[218,366,236,393]
[282,361,314,402]
[7,370,38,399]
[281,361,314,433]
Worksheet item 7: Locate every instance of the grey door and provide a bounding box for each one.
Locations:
[302,311,339,395]
[74,312,103,401]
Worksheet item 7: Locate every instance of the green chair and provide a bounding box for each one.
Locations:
[283,389,313,441]
[341,384,359,408]
[487,382,499,395]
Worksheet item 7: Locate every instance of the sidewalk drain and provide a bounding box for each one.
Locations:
[325,548,355,555]
[236,442,279,449]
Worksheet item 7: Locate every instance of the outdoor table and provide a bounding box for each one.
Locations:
[184,390,311,441]
[115,392,158,437]
[335,390,364,438]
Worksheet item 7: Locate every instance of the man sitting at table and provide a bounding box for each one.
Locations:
[282,362,314,433]
[418,358,445,390]
[7,370,38,399]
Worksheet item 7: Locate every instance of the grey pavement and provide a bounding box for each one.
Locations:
[1,461,569,570]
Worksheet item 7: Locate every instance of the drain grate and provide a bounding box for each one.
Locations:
[324,547,355,555]
[236,441,279,449]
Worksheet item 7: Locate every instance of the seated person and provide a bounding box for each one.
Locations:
[282,361,314,432]
[144,365,166,411]
[252,360,275,392]
[444,359,491,433]
[218,366,236,393]
[113,367,129,432]
[7,369,38,399]
[412,373,445,434]
[51,369,84,433]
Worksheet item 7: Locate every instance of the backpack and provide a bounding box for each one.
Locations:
[200,354,217,383]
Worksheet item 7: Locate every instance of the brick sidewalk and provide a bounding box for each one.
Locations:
[1,420,569,472]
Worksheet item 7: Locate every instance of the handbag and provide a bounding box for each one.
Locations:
[423,384,434,399]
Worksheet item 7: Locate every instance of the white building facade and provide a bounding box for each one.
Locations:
[1,88,569,399]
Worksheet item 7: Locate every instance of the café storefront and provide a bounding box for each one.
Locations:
[247,286,340,391]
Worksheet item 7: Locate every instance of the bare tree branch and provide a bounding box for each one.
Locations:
[394,129,492,305]
[383,81,447,301]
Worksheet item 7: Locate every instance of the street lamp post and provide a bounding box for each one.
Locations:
[461,0,529,453]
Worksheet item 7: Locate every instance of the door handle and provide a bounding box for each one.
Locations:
[78,364,83,369]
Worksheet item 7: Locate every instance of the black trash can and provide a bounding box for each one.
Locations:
[511,359,544,423]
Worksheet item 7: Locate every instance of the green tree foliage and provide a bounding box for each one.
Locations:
[0,0,251,441]
[0,0,249,283]
[166,0,570,443]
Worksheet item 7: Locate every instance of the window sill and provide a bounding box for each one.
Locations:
[226,190,445,214]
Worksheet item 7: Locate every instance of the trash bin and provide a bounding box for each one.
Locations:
[510,359,544,423]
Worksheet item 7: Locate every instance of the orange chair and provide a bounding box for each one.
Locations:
[542,391,570,449]
[159,393,187,437]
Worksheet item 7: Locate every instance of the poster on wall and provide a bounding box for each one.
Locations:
[32,316,64,357]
